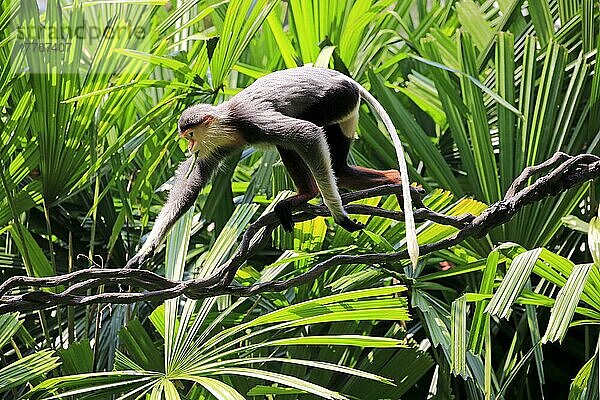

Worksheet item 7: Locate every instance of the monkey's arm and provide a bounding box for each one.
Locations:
[125,156,214,268]
[255,111,363,232]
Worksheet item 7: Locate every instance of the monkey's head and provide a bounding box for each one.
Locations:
[178,104,218,153]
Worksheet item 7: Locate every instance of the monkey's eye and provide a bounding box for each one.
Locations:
[179,129,193,140]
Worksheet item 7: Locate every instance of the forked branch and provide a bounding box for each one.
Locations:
[1,152,598,313]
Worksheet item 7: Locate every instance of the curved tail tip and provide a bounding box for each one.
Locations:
[409,254,419,269]
[408,244,419,269]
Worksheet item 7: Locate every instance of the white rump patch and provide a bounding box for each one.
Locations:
[338,106,359,138]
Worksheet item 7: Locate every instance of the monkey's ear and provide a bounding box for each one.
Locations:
[201,115,214,125]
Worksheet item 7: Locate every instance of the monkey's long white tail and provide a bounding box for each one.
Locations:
[357,84,419,269]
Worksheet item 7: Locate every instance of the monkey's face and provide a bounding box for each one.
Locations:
[178,104,216,154]
[178,104,244,158]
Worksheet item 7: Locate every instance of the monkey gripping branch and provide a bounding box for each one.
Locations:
[0,152,598,314]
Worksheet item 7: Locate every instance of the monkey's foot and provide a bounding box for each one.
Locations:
[274,203,295,232]
[337,216,365,232]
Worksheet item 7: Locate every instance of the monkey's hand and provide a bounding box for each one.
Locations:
[273,203,365,233]
[274,203,296,232]
[337,216,365,232]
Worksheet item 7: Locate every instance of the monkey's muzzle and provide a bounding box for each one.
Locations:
[187,139,196,151]
[179,129,196,152]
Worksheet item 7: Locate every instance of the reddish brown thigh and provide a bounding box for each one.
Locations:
[336,166,402,190]
[323,122,403,190]
[274,146,319,231]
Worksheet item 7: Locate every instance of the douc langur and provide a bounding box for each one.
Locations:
[125,67,418,269]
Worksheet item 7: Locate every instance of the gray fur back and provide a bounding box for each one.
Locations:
[229,67,355,118]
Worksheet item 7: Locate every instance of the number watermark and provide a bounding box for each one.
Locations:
[18,41,72,53]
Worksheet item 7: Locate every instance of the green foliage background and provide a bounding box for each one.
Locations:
[0,0,599,398]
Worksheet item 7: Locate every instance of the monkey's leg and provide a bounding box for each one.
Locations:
[325,123,412,205]
[257,113,364,232]
[274,146,319,231]
[295,133,364,232]
[337,166,403,189]
[324,123,400,188]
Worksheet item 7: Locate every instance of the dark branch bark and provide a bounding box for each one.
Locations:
[1,152,598,313]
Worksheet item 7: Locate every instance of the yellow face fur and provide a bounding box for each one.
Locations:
[180,124,244,159]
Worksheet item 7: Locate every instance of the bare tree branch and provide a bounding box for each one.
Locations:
[1,152,598,313]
